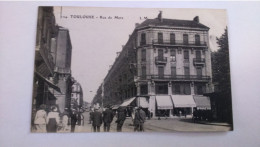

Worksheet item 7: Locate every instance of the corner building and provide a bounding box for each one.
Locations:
[101,12,213,117]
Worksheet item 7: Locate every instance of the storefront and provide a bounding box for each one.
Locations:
[171,95,196,117]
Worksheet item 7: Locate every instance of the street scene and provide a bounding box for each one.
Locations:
[31,7,233,133]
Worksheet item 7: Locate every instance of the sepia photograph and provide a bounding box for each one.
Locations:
[31,6,233,133]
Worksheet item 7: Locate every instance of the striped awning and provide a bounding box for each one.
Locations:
[156,95,173,109]
[171,95,196,108]
[193,96,211,110]
[120,97,136,107]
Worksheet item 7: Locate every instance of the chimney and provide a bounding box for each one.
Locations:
[193,16,199,23]
[158,11,163,22]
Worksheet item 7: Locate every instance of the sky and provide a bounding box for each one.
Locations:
[53,7,227,103]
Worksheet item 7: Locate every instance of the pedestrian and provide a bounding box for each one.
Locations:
[89,107,94,124]
[46,106,60,133]
[70,110,78,132]
[34,104,47,133]
[134,107,146,132]
[61,111,70,132]
[131,107,137,125]
[116,107,126,132]
[90,108,103,132]
[102,106,114,132]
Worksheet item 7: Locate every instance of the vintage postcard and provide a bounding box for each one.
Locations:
[31,6,233,133]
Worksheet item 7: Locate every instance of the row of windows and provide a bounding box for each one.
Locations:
[140,32,201,45]
[141,49,202,62]
[140,83,206,95]
[141,66,203,77]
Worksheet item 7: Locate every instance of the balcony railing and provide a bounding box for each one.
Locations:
[155,57,167,64]
[193,58,205,66]
[152,39,207,47]
[139,74,210,81]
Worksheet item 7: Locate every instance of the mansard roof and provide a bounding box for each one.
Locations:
[136,18,209,30]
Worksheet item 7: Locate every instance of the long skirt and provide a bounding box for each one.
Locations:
[35,124,47,133]
[47,118,57,132]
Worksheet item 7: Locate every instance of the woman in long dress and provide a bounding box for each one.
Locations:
[34,104,47,133]
[46,106,60,133]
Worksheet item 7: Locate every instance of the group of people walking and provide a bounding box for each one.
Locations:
[89,106,146,132]
[33,104,84,133]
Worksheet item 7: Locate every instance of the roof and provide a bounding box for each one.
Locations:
[136,18,209,30]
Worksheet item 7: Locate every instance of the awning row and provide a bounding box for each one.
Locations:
[156,95,211,110]
[111,95,211,110]
[112,97,149,109]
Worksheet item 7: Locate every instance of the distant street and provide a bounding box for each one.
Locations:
[74,111,231,133]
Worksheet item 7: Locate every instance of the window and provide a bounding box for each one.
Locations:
[197,85,203,95]
[141,66,146,78]
[170,49,176,62]
[184,67,190,78]
[195,34,200,45]
[158,66,164,78]
[184,50,189,62]
[140,84,148,95]
[155,82,168,94]
[158,49,164,61]
[141,49,146,61]
[175,84,181,94]
[172,83,191,95]
[171,66,176,77]
[158,32,163,44]
[184,84,191,95]
[195,84,206,95]
[141,33,146,45]
[195,50,201,59]
[183,34,188,45]
[170,33,175,44]
[197,67,202,79]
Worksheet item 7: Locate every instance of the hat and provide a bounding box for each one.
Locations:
[52,106,58,112]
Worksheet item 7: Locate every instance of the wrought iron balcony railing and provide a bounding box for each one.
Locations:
[152,39,207,47]
[138,74,210,81]
[155,57,167,64]
[193,58,205,66]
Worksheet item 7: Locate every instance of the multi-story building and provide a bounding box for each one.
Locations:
[71,80,84,111]
[32,7,73,115]
[93,12,213,117]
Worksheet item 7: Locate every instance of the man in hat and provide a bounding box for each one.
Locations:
[102,106,114,132]
[70,109,78,132]
[116,107,126,132]
[90,107,103,132]
[134,107,146,132]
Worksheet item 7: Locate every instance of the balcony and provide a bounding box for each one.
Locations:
[155,57,167,65]
[193,58,205,66]
[138,75,210,82]
[152,39,207,47]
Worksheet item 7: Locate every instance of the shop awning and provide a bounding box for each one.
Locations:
[156,95,173,109]
[193,96,211,110]
[112,105,120,110]
[171,95,196,108]
[35,71,61,92]
[120,97,136,107]
[139,97,149,108]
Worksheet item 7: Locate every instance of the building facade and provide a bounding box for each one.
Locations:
[32,7,74,116]
[71,81,84,112]
[93,12,213,117]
